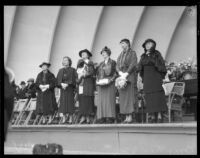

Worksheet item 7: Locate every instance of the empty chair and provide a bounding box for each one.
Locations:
[13,99,30,125]
[24,98,37,125]
[167,82,185,123]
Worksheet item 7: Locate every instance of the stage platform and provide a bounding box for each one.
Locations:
[4,122,197,155]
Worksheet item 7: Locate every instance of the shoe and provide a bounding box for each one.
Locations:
[157,118,163,123]
[126,118,133,124]
[79,117,86,124]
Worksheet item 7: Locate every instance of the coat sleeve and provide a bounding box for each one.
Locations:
[116,54,121,73]
[49,73,56,90]
[108,60,118,83]
[154,51,167,79]
[35,73,41,91]
[84,61,95,78]
[72,68,78,87]
[127,51,137,74]
[56,69,62,88]
[137,56,144,82]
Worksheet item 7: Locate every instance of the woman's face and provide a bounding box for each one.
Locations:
[81,52,89,59]
[145,42,154,50]
[42,65,48,71]
[102,51,109,59]
[62,58,69,66]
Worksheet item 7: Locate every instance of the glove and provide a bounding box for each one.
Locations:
[46,84,50,89]
[119,71,123,76]
[39,85,44,90]
[123,72,129,78]
[120,72,128,79]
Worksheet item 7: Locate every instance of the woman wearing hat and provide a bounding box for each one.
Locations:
[35,62,57,124]
[25,78,36,99]
[56,56,77,124]
[96,46,117,123]
[137,39,167,123]
[77,49,95,124]
[116,38,138,123]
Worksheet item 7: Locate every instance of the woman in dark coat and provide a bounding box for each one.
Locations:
[56,56,77,124]
[137,39,167,123]
[96,46,117,123]
[35,62,57,124]
[116,39,138,123]
[77,49,95,124]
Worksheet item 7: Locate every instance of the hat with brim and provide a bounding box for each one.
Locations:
[39,62,51,68]
[27,78,34,82]
[79,49,92,58]
[142,39,156,49]
[120,38,130,45]
[100,46,111,56]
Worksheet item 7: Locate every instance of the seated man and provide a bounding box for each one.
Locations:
[17,81,28,99]
[25,78,37,99]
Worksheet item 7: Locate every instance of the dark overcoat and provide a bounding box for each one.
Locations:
[35,70,57,115]
[77,59,95,96]
[116,48,138,114]
[96,58,117,118]
[137,50,167,113]
[56,67,77,114]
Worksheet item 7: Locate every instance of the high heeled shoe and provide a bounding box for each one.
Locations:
[79,117,86,124]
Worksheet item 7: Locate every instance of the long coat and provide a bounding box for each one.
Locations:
[137,50,167,113]
[77,59,95,96]
[96,58,117,119]
[35,70,57,115]
[77,59,95,115]
[116,48,138,114]
[56,67,77,114]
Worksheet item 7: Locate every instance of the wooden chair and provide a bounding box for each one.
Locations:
[24,98,37,125]
[13,99,30,125]
[167,82,185,123]
[11,100,20,124]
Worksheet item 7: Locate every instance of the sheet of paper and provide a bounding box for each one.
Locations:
[79,86,83,94]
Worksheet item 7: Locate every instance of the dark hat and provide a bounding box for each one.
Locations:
[101,46,111,56]
[142,38,156,49]
[39,62,51,68]
[120,38,130,45]
[27,78,34,82]
[20,81,26,85]
[79,49,92,58]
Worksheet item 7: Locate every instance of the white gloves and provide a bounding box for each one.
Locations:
[119,71,129,79]
[39,84,50,92]
[96,79,109,85]
[118,71,123,76]
[61,83,68,89]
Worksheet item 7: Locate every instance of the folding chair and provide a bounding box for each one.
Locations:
[13,99,30,125]
[11,100,20,124]
[167,82,185,123]
[24,98,37,125]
